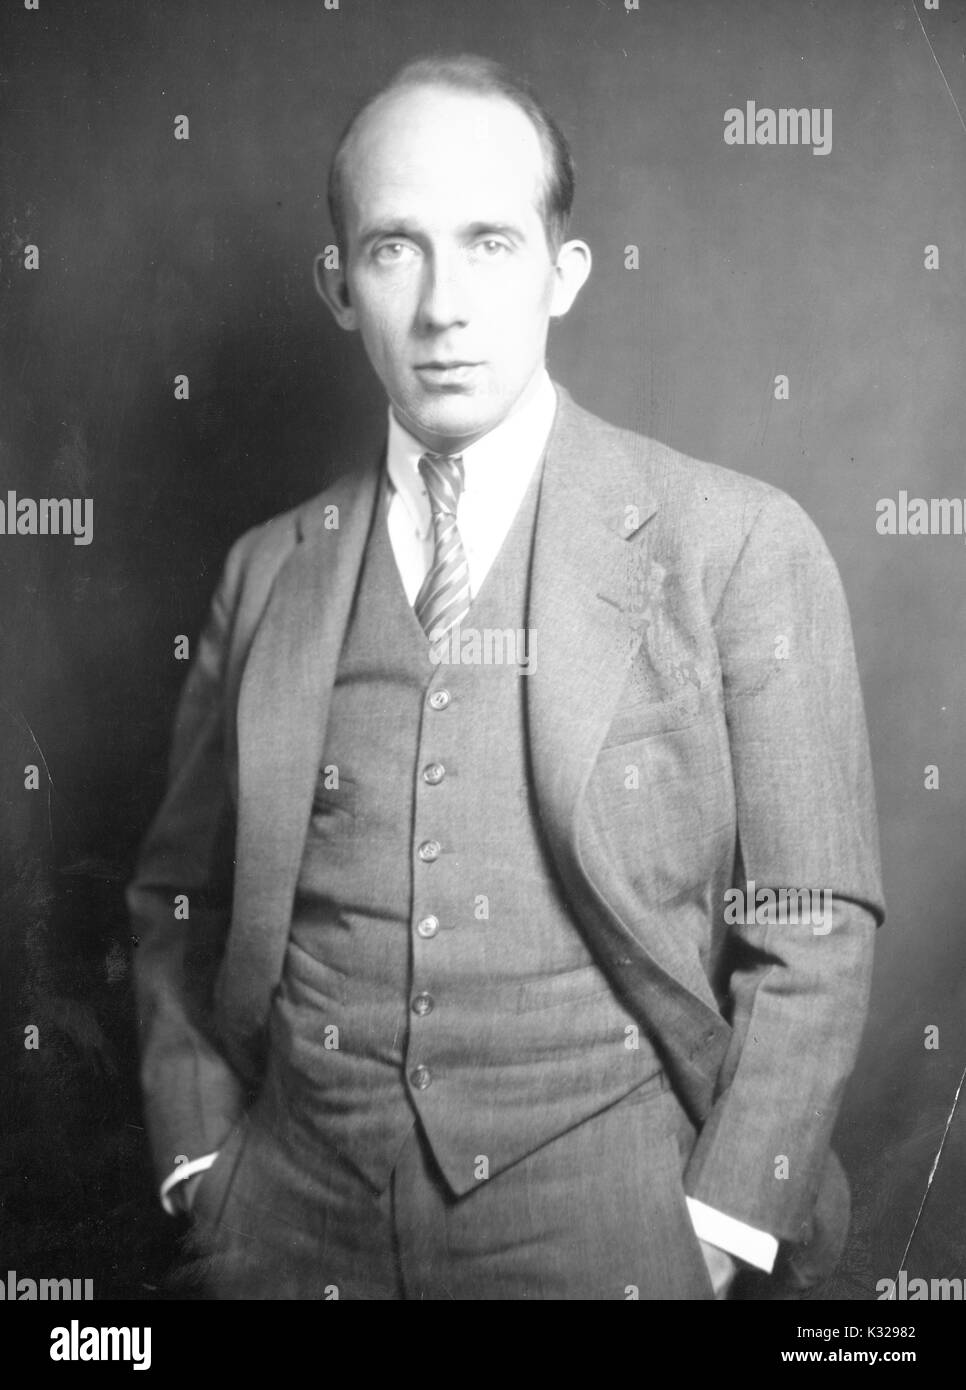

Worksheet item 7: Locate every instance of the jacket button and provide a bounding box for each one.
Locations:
[416,915,439,938]
[410,1065,432,1091]
[418,840,441,862]
[412,993,434,1016]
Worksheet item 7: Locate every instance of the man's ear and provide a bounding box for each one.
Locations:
[313,251,358,330]
[548,239,593,319]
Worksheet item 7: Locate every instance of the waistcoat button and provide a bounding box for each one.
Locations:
[416,915,439,938]
[428,690,450,711]
[423,762,445,785]
[412,993,434,1016]
[410,1065,432,1091]
[418,840,441,862]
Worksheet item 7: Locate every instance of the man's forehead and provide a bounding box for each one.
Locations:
[347,85,545,194]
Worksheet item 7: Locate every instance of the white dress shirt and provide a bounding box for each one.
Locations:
[385,368,558,603]
[161,367,777,1275]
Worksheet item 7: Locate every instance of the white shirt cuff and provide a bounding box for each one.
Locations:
[686,1197,779,1273]
[159,1151,219,1216]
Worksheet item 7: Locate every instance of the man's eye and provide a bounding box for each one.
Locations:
[374,242,414,263]
[475,239,510,257]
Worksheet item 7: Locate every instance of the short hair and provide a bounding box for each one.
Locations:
[327,53,575,258]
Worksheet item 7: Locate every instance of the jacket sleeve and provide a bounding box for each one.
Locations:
[682,490,884,1244]
[127,536,251,1185]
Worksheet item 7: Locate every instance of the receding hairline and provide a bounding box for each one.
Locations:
[340,85,545,210]
[327,60,574,255]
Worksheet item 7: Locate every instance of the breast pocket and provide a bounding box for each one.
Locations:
[600,688,705,749]
[586,706,735,906]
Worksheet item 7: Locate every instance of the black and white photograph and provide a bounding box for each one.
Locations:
[1,0,964,1356]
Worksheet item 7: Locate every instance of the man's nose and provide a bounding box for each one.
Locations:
[416,252,471,331]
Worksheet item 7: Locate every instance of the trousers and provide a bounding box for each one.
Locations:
[173,1062,714,1301]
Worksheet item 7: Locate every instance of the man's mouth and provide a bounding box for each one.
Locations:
[415,361,482,381]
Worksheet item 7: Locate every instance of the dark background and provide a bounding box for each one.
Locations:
[1,0,964,1299]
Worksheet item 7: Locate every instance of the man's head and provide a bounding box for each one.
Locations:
[315,54,592,453]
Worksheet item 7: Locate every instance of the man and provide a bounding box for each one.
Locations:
[129,54,884,1300]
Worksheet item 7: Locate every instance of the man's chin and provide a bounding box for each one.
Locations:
[398,397,499,450]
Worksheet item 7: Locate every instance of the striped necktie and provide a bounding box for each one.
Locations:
[414,452,471,644]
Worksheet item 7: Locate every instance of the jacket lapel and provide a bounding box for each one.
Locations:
[527,385,659,852]
[219,459,382,1050]
[528,387,731,1115]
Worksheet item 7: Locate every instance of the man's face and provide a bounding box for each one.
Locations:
[331,86,575,451]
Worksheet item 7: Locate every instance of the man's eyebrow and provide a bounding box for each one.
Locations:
[462,221,526,241]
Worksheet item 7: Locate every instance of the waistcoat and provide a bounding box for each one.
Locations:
[268,457,661,1195]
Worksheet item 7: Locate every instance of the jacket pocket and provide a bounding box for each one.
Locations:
[513,962,617,1013]
[601,688,707,748]
[190,1113,250,1234]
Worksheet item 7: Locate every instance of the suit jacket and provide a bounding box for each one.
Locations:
[128,382,884,1281]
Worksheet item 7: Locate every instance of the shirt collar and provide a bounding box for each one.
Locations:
[385,369,558,538]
